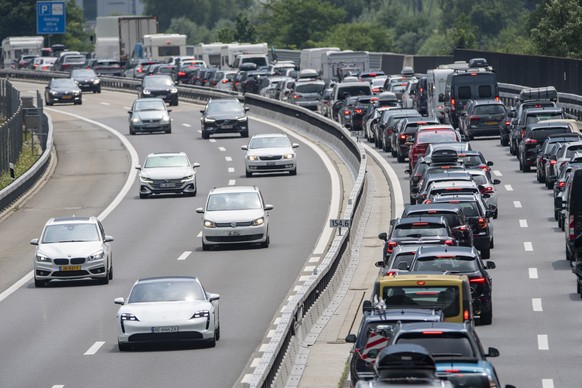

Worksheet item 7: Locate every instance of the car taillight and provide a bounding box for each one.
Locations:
[525,138,538,144]
[470,277,486,284]
[444,239,454,246]
[293,94,301,99]
[451,98,456,110]
[550,160,557,165]
[477,218,487,229]
[521,129,526,138]
[372,87,381,92]
[444,369,461,373]
[570,215,575,241]
[470,116,480,122]
[464,310,470,320]
[479,165,489,171]
[399,134,407,140]
[137,67,142,73]
[422,331,443,335]
[480,186,494,194]
[505,120,511,126]
[178,71,185,76]
[386,271,397,276]
[343,110,350,115]
[559,181,565,188]
[355,108,363,114]
[387,241,398,253]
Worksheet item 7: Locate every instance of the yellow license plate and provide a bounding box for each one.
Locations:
[62,95,72,99]
[485,121,497,125]
[61,265,81,271]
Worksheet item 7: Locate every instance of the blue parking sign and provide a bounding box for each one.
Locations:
[37,1,66,34]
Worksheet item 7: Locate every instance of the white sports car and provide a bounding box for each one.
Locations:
[115,276,220,350]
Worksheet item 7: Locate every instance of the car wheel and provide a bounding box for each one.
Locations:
[567,247,573,261]
[391,148,397,157]
[118,341,131,351]
[207,334,216,348]
[46,100,53,106]
[202,241,209,251]
[490,238,495,249]
[129,127,135,135]
[202,130,209,139]
[493,210,498,219]
[246,170,252,178]
[480,247,491,260]
[215,325,220,341]
[289,167,297,176]
[108,264,113,280]
[165,127,171,134]
[139,193,148,199]
[397,152,405,163]
[546,180,553,189]
[261,235,270,248]
[97,89,101,93]
[523,163,531,173]
[241,130,249,138]
[509,141,516,155]
[34,277,46,287]
[99,271,110,285]
[479,303,493,325]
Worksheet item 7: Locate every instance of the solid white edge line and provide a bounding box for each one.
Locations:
[84,341,106,355]
[0,109,139,303]
[250,116,341,256]
[532,298,543,312]
[177,251,192,261]
[537,334,549,350]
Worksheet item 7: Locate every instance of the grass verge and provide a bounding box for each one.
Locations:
[0,129,43,190]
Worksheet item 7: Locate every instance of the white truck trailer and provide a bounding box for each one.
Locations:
[94,16,158,62]
[220,43,268,69]
[193,42,225,68]
[319,50,370,81]
[142,34,187,62]
[1,36,44,68]
[299,47,340,72]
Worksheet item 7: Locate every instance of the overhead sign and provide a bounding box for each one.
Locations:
[37,1,66,34]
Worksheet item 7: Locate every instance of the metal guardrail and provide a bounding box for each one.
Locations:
[4,68,582,386]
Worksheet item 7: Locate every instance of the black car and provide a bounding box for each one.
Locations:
[378,216,457,260]
[139,75,178,106]
[391,117,439,163]
[518,121,573,172]
[345,307,443,385]
[200,98,249,139]
[458,99,506,140]
[350,95,377,132]
[45,78,82,106]
[401,203,474,248]
[377,109,421,152]
[70,69,101,93]
[509,106,564,156]
[537,133,582,186]
[408,245,495,324]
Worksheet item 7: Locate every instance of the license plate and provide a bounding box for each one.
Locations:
[485,121,498,125]
[160,183,176,188]
[60,265,81,271]
[221,125,233,129]
[267,162,276,166]
[145,123,159,128]
[62,95,72,99]
[229,231,240,236]
[152,326,179,333]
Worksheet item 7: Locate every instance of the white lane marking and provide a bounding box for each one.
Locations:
[196,232,202,238]
[0,272,33,303]
[177,251,192,261]
[303,266,315,272]
[123,106,131,110]
[493,170,502,176]
[228,167,235,173]
[228,179,236,186]
[52,386,64,388]
[514,201,522,208]
[505,184,513,191]
[542,379,555,388]
[529,268,539,279]
[532,298,543,312]
[100,102,111,106]
[538,335,549,350]
[225,156,232,161]
[251,358,261,368]
[218,147,226,152]
[182,123,191,127]
[524,242,533,251]
[519,219,528,228]
[209,139,216,143]
[241,375,253,384]
[84,341,105,355]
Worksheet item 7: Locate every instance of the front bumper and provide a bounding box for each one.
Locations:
[34,259,107,281]
[202,224,268,245]
[203,121,248,135]
[140,178,196,196]
[131,122,171,133]
[246,159,296,173]
[48,94,81,104]
[118,316,214,344]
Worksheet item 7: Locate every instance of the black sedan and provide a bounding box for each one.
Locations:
[200,98,249,139]
[71,69,101,93]
[139,75,179,106]
[45,78,82,106]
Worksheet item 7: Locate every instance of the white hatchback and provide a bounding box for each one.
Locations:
[241,133,298,177]
[196,186,273,250]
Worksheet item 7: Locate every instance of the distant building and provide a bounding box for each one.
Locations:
[75,0,145,21]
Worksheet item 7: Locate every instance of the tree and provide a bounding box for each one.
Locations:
[318,23,394,52]
[50,0,92,51]
[529,0,582,58]
[447,12,477,50]
[166,17,215,45]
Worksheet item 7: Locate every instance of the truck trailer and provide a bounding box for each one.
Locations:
[142,34,187,62]
[1,36,44,69]
[94,16,158,63]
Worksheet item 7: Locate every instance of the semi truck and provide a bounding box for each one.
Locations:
[93,15,158,63]
[1,36,44,68]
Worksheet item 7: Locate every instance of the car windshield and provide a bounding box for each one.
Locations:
[413,256,478,272]
[473,105,504,115]
[295,83,325,93]
[459,155,484,167]
[390,252,415,268]
[129,279,204,303]
[417,131,458,143]
[144,77,174,87]
[526,112,563,125]
[382,286,460,317]
[134,100,166,111]
[392,224,448,237]
[206,101,244,114]
[249,136,291,149]
[51,79,77,88]
[395,333,475,358]
[42,223,99,243]
[144,155,189,168]
[207,192,262,211]
[72,69,97,78]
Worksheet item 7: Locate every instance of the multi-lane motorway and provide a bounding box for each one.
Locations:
[0,80,580,388]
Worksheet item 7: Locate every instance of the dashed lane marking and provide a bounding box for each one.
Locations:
[519,219,528,227]
[524,242,533,251]
[84,341,105,355]
[532,298,543,311]
[537,334,549,350]
[513,201,522,208]
[529,268,538,279]
[177,251,192,261]
[505,184,513,191]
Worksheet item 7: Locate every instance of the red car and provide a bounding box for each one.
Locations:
[408,125,463,170]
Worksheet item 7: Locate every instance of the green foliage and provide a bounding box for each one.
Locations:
[0,0,36,43]
[318,23,394,52]
[447,13,477,50]
[529,0,582,58]
[167,17,216,44]
[416,33,452,55]
[50,0,92,51]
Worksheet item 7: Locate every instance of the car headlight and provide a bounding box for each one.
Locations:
[139,175,153,183]
[49,91,57,96]
[283,153,295,160]
[247,155,259,161]
[203,219,216,228]
[204,118,216,123]
[191,310,210,319]
[252,217,265,226]
[131,117,141,123]
[170,88,178,93]
[161,113,170,122]
[237,116,248,122]
[73,90,81,95]
[93,79,100,84]
[35,254,52,263]
[120,313,140,322]
[181,175,194,182]
[142,89,151,95]
[88,250,105,261]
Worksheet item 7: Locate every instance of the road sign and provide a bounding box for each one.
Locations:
[329,219,350,228]
[37,1,66,34]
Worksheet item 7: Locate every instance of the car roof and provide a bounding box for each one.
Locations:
[418,124,456,131]
[376,273,469,285]
[428,180,478,189]
[210,186,259,194]
[415,245,478,257]
[137,276,198,284]
[403,203,463,214]
[362,308,443,322]
[395,216,447,225]
[48,216,95,224]
[470,99,504,106]
[250,133,288,139]
[208,98,240,104]
[395,321,470,333]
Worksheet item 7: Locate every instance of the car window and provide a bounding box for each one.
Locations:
[414,255,478,272]
[144,155,189,168]
[249,136,291,149]
[473,105,504,115]
[42,223,99,243]
[144,77,174,87]
[207,192,262,211]
[395,332,474,357]
[129,279,204,303]
[381,286,460,316]
[295,83,325,93]
[530,127,570,140]
[458,86,471,99]
[206,101,244,114]
[478,85,492,98]
[51,79,77,88]
[72,69,97,78]
[134,100,166,111]
[392,224,448,237]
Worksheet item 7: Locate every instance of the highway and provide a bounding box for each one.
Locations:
[0,80,580,388]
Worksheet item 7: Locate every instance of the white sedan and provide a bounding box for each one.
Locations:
[115,276,220,350]
[241,133,298,176]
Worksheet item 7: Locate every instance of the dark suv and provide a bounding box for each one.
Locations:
[518,121,574,172]
[408,245,495,325]
[139,75,179,106]
[345,308,443,385]
[458,99,506,140]
[388,321,501,386]
[391,117,439,162]
[509,106,564,156]
[200,98,249,139]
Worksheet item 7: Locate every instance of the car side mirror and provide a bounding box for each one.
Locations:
[375,261,385,268]
[486,261,496,269]
[30,238,39,245]
[135,165,142,170]
[362,300,373,313]
[241,145,248,151]
[487,160,494,166]
[192,163,200,168]
[292,143,299,148]
[200,110,205,114]
[264,204,274,211]
[345,334,357,343]
[127,111,132,114]
[404,169,411,175]
[196,207,204,213]
[493,179,501,185]
[378,232,388,241]
[486,347,500,357]
[485,210,494,218]
[168,109,172,113]
[114,297,124,305]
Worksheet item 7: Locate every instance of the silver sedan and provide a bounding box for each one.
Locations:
[241,133,298,177]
